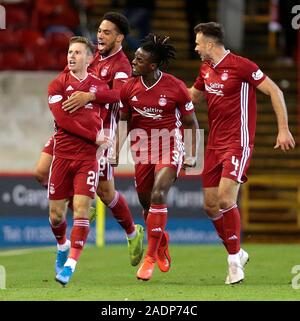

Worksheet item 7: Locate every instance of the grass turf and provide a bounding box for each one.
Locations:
[0,244,300,301]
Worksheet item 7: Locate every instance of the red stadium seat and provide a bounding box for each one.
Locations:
[46,31,74,53]
[0,29,21,50]
[19,29,46,51]
[56,52,68,70]
[6,7,29,29]
[0,51,26,70]
[33,50,58,70]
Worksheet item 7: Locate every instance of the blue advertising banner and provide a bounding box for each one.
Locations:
[0,174,218,247]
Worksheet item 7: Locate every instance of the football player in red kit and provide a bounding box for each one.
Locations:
[48,36,112,285]
[118,34,199,281]
[34,12,144,267]
[189,22,295,284]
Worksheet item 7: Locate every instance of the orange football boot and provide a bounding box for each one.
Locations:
[136,255,155,281]
[157,231,171,272]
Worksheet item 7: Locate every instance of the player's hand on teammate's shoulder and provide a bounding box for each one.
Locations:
[182,156,197,170]
[274,128,296,152]
[62,91,93,113]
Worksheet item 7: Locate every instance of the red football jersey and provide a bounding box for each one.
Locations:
[48,71,107,160]
[120,72,195,162]
[193,51,266,149]
[89,48,132,136]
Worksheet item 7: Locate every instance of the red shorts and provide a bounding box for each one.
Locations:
[48,156,99,200]
[42,136,54,155]
[202,147,253,188]
[134,160,182,194]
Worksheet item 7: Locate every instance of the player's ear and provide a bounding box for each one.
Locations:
[150,62,158,71]
[116,33,124,44]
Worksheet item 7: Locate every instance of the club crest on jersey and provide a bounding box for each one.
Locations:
[49,184,55,195]
[158,95,167,106]
[101,66,109,77]
[221,72,228,81]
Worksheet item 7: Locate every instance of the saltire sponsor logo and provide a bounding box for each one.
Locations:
[133,106,162,119]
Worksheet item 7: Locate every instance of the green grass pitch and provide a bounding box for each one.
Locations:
[0,244,300,301]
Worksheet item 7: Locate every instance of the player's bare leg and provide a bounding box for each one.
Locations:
[97,179,144,266]
[55,195,92,286]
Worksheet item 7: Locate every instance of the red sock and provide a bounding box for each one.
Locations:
[69,218,90,261]
[49,219,67,245]
[108,191,135,235]
[221,204,241,254]
[211,213,228,251]
[146,204,167,260]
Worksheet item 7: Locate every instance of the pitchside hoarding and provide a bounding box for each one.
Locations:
[0,174,219,247]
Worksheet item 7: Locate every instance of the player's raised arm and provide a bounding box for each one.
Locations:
[256,76,295,151]
[61,85,120,113]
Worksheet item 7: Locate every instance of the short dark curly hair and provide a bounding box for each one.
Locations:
[102,12,130,36]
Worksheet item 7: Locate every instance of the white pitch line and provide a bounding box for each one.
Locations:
[0,247,54,257]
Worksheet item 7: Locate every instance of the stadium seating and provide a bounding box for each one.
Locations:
[6,6,29,29]
[0,2,77,71]
[0,51,26,70]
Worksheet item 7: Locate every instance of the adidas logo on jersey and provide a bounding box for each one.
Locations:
[89,186,95,193]
[131,96,138,101]
[230,170,237,177]
[228,234,238,240]
[66,85,74,91]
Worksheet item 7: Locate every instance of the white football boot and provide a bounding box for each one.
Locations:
[225,248,249,285]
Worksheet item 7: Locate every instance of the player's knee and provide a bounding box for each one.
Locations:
[73,205,89,219]
[203,202,219,217]
[150,189,166,204]
[49,208,64,226]
[96,186,115,205]
[218,195,234,210]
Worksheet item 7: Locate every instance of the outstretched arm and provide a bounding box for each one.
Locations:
[257,76,295,151]
[62,88,120,113]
